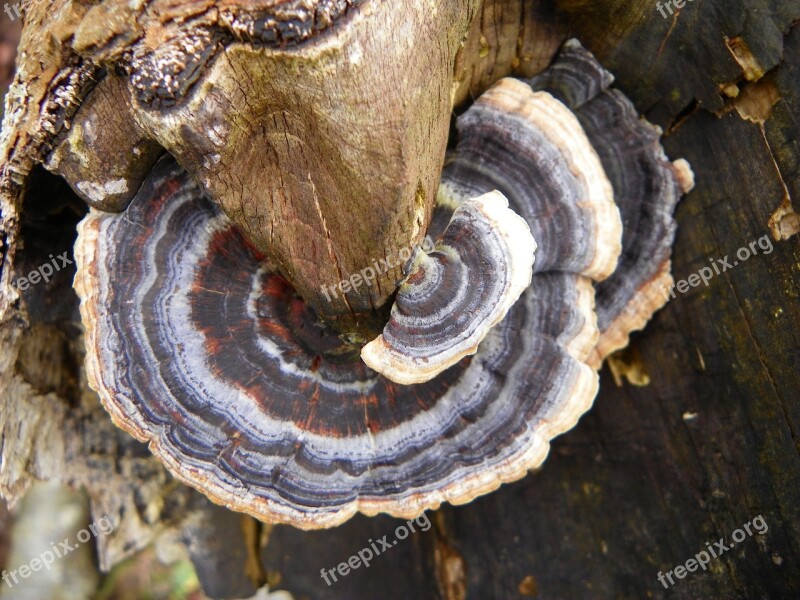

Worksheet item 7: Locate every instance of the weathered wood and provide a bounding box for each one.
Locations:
[0,12,20,120]
[67,0,483,332]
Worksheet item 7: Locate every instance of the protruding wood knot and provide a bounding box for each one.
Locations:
[127,0,367,109]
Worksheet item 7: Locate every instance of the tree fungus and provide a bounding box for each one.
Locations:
[0,0,692,530]
[72,36,691,528]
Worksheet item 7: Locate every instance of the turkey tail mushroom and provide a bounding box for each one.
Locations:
[435,39,692,369]
[433,77,622,282]
[72,39,689,529]
[527,39,694,366]
[74,155,599,528]
[361,191,536,385]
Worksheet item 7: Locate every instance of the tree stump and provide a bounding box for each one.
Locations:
[1,1,798,598]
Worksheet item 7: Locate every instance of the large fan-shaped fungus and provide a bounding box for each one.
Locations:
[74,38,692,528]
[76,155,599,528]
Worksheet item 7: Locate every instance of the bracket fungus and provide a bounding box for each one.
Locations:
[71,35,692,528]
[361,191,536,385]
[75,155,595,528]
[526,40,695,364]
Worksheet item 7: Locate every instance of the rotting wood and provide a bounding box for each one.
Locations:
[1,0,798,598]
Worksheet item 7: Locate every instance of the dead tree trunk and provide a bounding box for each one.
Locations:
[1,0,799,598]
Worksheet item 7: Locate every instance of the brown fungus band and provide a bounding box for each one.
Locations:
[74,40,690,528]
